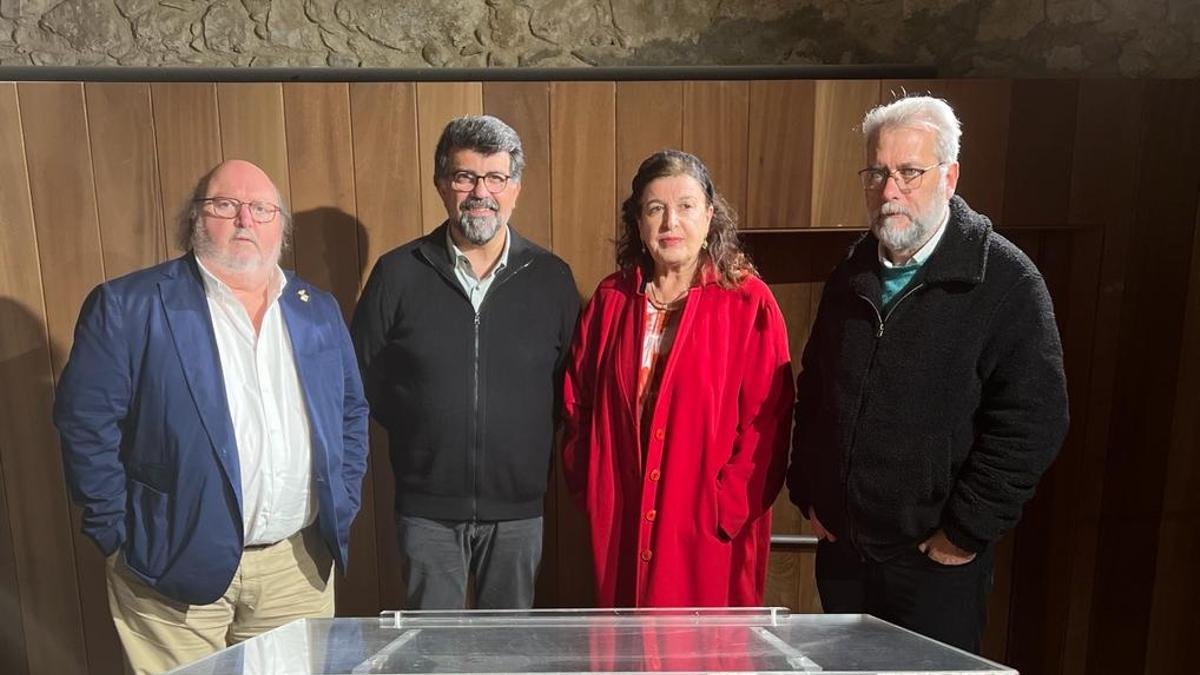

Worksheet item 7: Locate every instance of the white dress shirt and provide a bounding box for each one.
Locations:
[197,259,316,546]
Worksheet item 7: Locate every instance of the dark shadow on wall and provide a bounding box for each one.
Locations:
[0,297,50,674]
[291,207,369,317]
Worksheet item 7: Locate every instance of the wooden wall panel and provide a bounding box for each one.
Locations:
[415,83,483,233]
[683,81,750,222]
[483,82,552,249]
[811,80,880,228]
[1054,78,1146,675]
[150,83,221,255]
[1087,79,1200,675]
[281,83,379,619]
[348,81,423,612]
[880,80,1012,221]
[84,83,166,277]
[1146,195,1200,675]
[548,81,615,607]
[0,81,37,675]
[13,81,94,675]
[1002,81,1079,226]
[615,81,683,211]
[216,83,294,269]
[747,81,814,229]
[551,82,616,297]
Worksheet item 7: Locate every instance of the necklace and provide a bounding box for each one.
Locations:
[646,280,690,309]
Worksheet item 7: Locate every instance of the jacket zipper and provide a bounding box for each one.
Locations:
[472,311,480,519]
[469,258,533,520]
[843,282,926,554]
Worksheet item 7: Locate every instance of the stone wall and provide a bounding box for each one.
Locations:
[0,0,1196,76]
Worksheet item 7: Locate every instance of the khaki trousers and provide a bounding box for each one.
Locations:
[106,527,334,675]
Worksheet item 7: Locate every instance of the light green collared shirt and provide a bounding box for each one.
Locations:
[447,224,511,313]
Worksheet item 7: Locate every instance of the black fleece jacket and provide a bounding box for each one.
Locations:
[351,224,580,521]
[787,196,1069,560]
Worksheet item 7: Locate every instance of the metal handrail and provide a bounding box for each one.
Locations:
[769,534,820,550]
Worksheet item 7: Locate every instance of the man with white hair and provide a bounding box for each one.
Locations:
[787,96,1069,651]
[352,115,579,610]
[55,159,369,673]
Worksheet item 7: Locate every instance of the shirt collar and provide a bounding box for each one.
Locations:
[195,256,286,305]
[446,224,511,280]
[878,203,950,269]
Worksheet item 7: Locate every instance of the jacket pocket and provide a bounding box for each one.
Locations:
[125,479,170,578]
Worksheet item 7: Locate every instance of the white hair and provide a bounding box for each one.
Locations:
[862,95,962,163]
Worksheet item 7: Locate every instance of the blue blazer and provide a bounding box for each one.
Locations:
[54,254,370,605]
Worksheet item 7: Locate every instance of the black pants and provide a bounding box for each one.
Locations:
[815,537,995,653]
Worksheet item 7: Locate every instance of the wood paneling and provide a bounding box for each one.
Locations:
[348,82,423,612]
[683,81,750,221]
[282,83,361,313]
[150,83,221,255]
[217,83,293,269]
[415,83,484,233]
[85,83,166,277]
[12,81,93,675]
[747,81,815,229]
[811,80,880,228]
[1087,79,1200,675]
[550,82,616,297]
[615,81,684,209]
[483,82,552,249]
[0,81,37,675]
[1002,81,1079,226]
[1058,78,1146,675]
[1146,194,1200,675]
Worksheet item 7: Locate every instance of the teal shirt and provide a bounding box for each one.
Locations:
[879,264,921,307]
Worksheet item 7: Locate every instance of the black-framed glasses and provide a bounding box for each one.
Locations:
[446,171,510,194]
[194,197,281,223]
[858,163,944,192]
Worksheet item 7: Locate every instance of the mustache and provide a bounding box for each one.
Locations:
[461,197,499,212]
[878,202,912,218]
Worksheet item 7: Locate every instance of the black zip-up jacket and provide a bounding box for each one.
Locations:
[787,196,1068,560]
[351,224,580,521]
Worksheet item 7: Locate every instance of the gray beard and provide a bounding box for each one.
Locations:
[456,212,504,246]
[873,196,948,256]
[191,222,280,274]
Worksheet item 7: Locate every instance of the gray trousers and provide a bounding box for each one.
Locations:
[395,514,543,610]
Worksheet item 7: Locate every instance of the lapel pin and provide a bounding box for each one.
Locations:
[297,289,310,303]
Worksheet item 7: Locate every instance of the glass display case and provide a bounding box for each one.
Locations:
[169,608,1016,674]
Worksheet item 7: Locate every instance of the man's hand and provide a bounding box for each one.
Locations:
[808,507,836,541]
[919,529,976,565]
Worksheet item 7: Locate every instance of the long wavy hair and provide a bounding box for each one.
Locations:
[616,149,755,288]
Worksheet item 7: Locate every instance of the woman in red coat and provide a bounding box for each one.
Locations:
[562,150,794,607]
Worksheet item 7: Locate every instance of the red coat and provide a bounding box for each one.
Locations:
[562,266,794,607]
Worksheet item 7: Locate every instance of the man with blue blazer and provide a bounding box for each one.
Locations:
[54,159,369,674]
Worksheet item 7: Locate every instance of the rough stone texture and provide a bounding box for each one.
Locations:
[0,0,1195,76]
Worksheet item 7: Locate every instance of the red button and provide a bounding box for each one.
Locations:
[653,428,665,441]
[648,469,661,481]
[641,549,653,562]
[645,509,657,522]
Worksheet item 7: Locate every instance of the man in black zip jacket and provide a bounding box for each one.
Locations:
[351,116,579,609]
[787,96,1068,652]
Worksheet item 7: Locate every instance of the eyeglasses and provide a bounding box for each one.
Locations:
[857,163,944,192]
[446,171,510,194]
[194,197,281,223]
